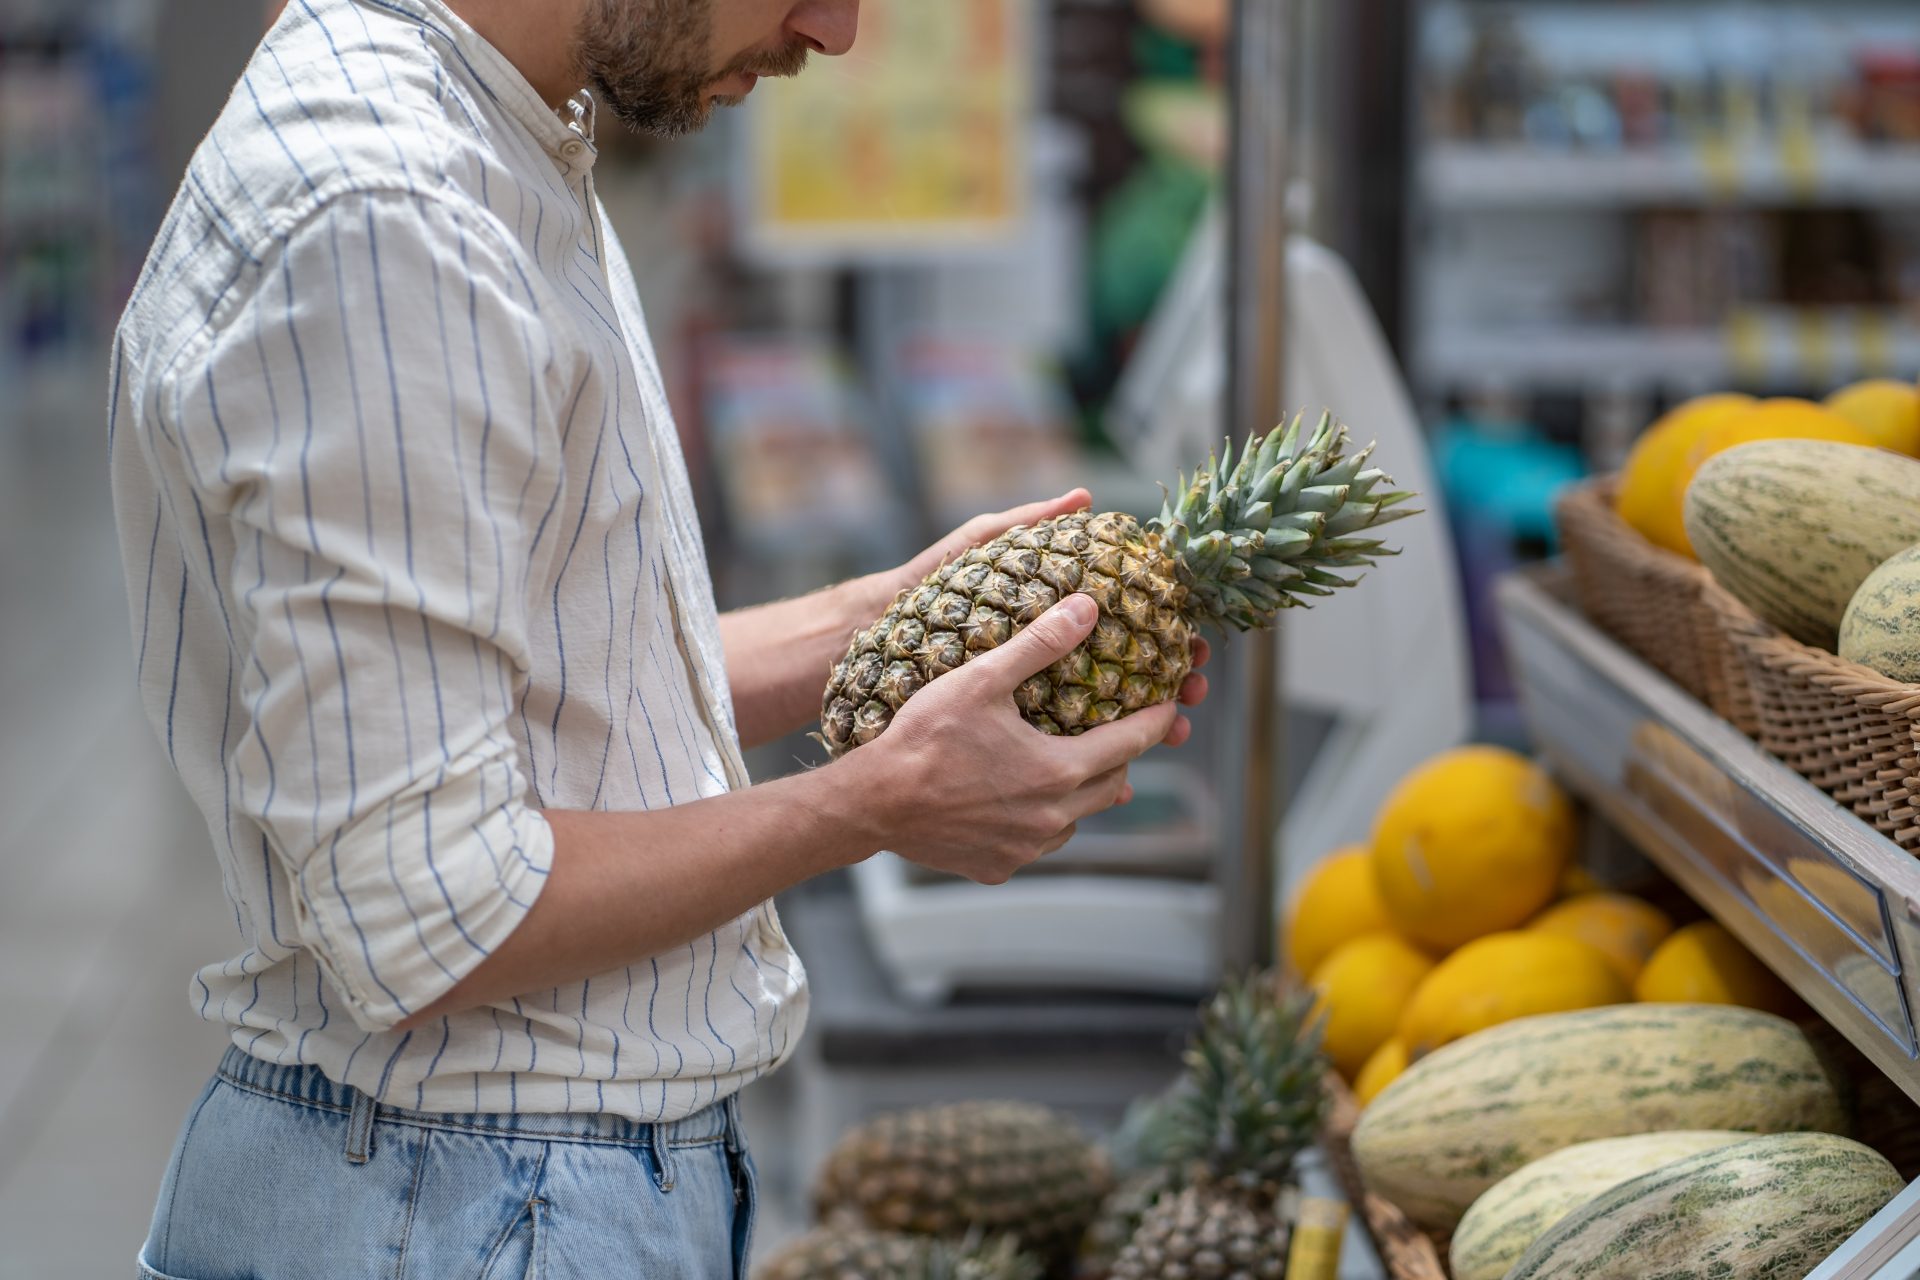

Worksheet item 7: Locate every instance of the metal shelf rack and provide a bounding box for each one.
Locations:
[1498,565,1920,1277]
[1498,566,1920,1100]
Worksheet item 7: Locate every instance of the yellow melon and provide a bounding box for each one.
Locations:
[1633,920,1796,1016]
[1398,931,1630,1059]
[1662,398,1878,556]
[1285,845,1393,978]
[1616,394,1755,556]
[1371,747,1575,952]
[1310,933,1437,1079]
[1354,1037,1409,1107]
[1557,864,1606,899]
[1529,893,1676,985]
[1826,379,1920,457]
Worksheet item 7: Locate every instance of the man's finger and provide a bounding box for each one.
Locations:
[928,490,1094,572]
[1191,636,1211,669]
[1041,823,1078,855]
[1064,763,1129,822]
[991,488,1091,533]
[1162,714,1193,748]
[1059,700,1179,775]
[1178,672,1208,706]
[958,594,1099,694]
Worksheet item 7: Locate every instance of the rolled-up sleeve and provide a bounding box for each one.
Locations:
[167,190,575,1032]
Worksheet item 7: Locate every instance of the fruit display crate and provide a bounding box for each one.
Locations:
[1298,564,1920,1280]
[1495,566,1920,1102]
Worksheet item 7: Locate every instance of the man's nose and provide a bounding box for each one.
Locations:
[786,0,859,57]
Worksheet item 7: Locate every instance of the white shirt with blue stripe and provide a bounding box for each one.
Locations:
[108,0,807,1121]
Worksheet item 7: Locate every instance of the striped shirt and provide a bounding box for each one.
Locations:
[107,0,806,1121]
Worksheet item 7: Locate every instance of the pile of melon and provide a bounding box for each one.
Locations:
[1351,1003,1902,1280]
[1615,378,1920,679]
[1287,745,1795,1106]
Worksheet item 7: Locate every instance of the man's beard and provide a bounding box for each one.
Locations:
[575,0,812,138]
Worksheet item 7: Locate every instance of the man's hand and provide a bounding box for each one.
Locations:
[884,489,1095,599]
[841,594,1207,885]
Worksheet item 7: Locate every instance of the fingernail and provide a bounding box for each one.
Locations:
[1062,594,1096,624]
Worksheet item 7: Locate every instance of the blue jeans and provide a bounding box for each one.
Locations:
[138,1047,758,1279]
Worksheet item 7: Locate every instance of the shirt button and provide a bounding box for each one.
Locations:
[562,139,586,158]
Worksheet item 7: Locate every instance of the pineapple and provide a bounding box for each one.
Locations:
[758,1226,1042,1280]
[1079,1082,1192,1275]
[1108,976,1328,1280]
[811,1100,1112,1271]
[820,413,1414,755]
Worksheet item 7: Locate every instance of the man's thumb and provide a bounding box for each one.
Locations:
[963,594,1099,692]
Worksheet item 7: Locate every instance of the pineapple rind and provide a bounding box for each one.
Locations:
[819,412,1415,757]
[808,1100,1111,1270]
[1106,976,1329,1280]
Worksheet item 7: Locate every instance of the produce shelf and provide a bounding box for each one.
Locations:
[1418,319,1920,391]
[1423,142,1920,209]
[1495,567,1920,1102]
[1499,566,1920,1276]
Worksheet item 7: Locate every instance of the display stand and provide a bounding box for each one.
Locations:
[1498,567,1920,1275]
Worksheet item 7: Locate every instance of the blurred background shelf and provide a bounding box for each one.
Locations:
[1420,316,1920,391]
[1424,142,1920,209]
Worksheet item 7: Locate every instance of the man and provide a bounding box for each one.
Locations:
[112,1,1208,1275]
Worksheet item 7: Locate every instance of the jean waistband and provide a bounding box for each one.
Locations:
[215,1046,740,1149]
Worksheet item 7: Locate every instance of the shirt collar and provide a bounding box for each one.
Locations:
[354,0,599,171]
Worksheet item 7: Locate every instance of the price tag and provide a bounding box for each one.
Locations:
[1776,83,1820,201]
[1726,310,1769,383]
[1698,136,1741,201]
[1793,311,1833,387]
[1779,128,1819,202]
[1857,311,1894,377]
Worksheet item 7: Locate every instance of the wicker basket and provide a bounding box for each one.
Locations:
[1554,478,1757,734]
[1317,1033,1920,1280]
[1320,1073,1450,1280]
[1701,585,1920,850]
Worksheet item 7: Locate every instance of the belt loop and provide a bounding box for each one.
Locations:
[723,1093,744,1155]
[722,1093,748,1205]
[344,1088,377,1165]
[647,1123,677,1193]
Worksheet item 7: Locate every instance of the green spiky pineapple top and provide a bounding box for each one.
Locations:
[1101,976,1332,1280]
[820,412,1417,756]
[1160,976,1329,1195]
[1154,411,1417,631]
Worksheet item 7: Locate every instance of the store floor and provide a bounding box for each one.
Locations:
[0,358,807,1275]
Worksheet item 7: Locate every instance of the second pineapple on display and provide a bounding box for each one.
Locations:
[762,975,1330,1280]
[1102,977,1329,1280]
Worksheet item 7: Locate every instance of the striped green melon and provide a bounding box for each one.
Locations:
[1683,439,1920,649]
[1840,542,1920,682]
[1505,1132,1902,1280]
[1350,1004,1847,1232]
[1449,1131,1748,1280]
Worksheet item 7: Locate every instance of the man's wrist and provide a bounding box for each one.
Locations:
[794,746,902,868]
[838,570,906,630]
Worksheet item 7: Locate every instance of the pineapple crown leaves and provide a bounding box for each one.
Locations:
[930,1233,1046,1280]
[1150,410,1420,631]
[1159,972,1330,1196]
[1109,1077,1199,1177]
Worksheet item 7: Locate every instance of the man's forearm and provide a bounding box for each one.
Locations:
[393,761,884,1031]
[719,572,900,748]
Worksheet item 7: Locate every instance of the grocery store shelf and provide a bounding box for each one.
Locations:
[1424,141,1920,208]
[1496,567,1920,1105]
[1420,317,1920,391]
